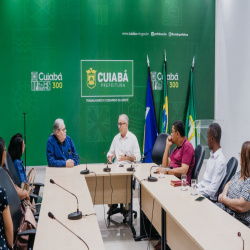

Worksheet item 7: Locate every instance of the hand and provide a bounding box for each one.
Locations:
[218,193,227,203]
[166,136,173,146]
[218,193,223,203]
[24,190,30,201]
[66,159,74,168]
[118,154,127,162]
[108,154,115,163]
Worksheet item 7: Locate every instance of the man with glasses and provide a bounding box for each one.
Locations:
[107,114,141,164]
[46,118,79,167]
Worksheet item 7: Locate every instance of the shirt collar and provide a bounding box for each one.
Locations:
[53,134,65,145]
[119,130,129,139]
[177,137,187,149]
[210,148,222,158]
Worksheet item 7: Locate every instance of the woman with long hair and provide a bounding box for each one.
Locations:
[8,133,26,183]
[0,138,29,202]
[217,141,250,227]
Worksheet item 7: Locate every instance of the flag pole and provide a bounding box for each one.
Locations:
[164,50,169,133]
[147,55,158,133]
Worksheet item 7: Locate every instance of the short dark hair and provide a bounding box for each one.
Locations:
[208,123,221,143]
[8,133,24,161]
[0,137,5,166]
[173,120,185,137]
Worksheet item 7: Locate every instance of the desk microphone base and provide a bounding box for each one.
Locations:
[68,211,82,220]
[103,167,111,172]
[127,167,134,172]
[148,176,158,182]
[80,169,89,175]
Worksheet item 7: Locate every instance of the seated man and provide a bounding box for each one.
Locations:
[107,114,141,164]
[197,123,226,201]
[47,118,79,167]
[160,120,195,183]
[107,114,141,215]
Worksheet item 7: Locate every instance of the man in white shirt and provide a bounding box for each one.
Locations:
[107,114,141,164]
[197,123,226,201]
[106,114,141,217]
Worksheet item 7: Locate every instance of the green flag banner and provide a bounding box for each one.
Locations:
[160,60,169,134]
[185,66,197,148]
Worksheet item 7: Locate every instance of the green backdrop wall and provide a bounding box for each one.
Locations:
[0,0,215,166]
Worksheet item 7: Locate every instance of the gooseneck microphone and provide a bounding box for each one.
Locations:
[48,212,89,249]
[50,179,82,220]
[68,150,89,175]
[238,232,244,250]
[103,151,111,172]
[148,166,158,182]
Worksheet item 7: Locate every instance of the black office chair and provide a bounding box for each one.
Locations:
[151,133,169,165]
[191,144,205,180]
[0,167,36,248]
[5,152,44,201]
[217,157,238,196]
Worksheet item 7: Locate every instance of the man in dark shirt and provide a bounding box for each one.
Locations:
[161,120,195,183]
[46,118,79,167]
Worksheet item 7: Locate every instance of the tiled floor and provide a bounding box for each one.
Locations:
[94,196,158,250]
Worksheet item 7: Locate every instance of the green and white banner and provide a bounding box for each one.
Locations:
[81,60,133,97]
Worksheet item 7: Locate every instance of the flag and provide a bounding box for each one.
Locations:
[185,60,197,148]
[159,60,169,134]
[143,73,158,163]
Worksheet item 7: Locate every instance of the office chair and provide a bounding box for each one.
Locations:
[217,157,238,197]
[191,144,205,180]
[151,133,169,165]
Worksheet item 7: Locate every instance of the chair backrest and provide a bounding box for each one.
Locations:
[5,152,21,187]
[191,144,205,180]
[0,167,22,239]
[151,133,169,165]
[217,157,238,196]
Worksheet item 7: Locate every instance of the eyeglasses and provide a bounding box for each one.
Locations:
[117,123,126,127]
[58,128,66,132]
[4,148,7,152]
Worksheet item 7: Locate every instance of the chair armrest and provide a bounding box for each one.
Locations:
[29,193,38,199]
[33,182,44,187]
[18,229,36,236]
[33,211,40,217]
[29,193,38,203]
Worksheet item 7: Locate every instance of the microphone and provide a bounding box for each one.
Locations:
[238,232,244,250]
[103,151,111,172]
[127,163,134,172]
[48,212,89,249]
[50,179,82,220]
[68,150,89,175]
[148,165,158,182]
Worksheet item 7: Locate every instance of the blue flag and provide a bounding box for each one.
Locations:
[143,74,158,163]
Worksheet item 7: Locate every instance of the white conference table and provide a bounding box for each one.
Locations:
[133,164,250,250]
[34,163,250,250]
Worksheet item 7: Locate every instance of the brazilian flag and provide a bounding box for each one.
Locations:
[185,64,197,147]
[159,62,169,134]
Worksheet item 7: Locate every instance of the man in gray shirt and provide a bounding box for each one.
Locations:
[197,123,227,201]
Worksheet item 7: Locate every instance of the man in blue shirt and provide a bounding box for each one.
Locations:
[46,119,79,167]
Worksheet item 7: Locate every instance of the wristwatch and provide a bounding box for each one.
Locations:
[166,167,170,174]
